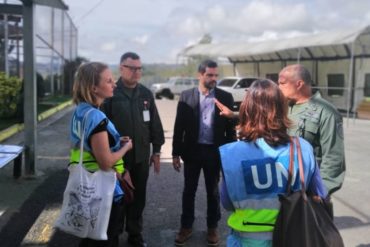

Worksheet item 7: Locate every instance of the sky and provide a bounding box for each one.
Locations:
[63,0,370,64]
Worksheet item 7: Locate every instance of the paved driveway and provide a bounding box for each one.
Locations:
[0,99,369,246]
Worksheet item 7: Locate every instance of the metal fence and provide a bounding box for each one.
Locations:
[0,1,77,95]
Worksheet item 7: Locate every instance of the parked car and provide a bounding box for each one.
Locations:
[217,76,258,110]
[151,77,199,99]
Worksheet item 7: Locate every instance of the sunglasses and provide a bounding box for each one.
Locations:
[121,64,142,72]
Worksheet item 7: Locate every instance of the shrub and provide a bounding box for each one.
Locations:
[0,72,22,118]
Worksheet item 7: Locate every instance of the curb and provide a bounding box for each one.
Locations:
[0,100,73,142]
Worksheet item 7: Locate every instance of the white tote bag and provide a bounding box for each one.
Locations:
[55,109,116,240]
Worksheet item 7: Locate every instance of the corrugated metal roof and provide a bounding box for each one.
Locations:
[181,25,370,62]
[19,0,68,10]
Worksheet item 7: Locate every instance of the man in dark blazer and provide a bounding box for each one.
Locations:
[172,60,236,246]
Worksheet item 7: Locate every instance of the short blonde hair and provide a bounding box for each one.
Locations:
[72,62,108,105]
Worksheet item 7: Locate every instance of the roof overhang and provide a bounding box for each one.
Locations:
[20,0,68,10]
[181,25,370,63]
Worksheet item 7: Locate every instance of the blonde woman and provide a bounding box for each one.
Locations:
[70,62,132,247]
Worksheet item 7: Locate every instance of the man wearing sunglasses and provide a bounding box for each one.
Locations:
[102,52,164,247]
[172,59,236,246]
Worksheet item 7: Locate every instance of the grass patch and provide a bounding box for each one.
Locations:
[38,95,72,113]
[0,94,72,131]
[41,95,72,104]
[38,104,54,114]
[0,118,21,131]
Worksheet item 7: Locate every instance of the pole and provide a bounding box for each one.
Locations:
[23,1,37,175]
[346,41,355,126]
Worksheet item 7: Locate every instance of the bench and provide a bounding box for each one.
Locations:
[0,144,24,178]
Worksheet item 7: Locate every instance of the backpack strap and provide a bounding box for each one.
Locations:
[286,137,295,193]
[286,137,307,200]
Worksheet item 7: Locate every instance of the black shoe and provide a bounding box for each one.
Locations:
[128,234,147,247]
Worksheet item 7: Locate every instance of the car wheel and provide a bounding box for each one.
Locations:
[162,89,174,100]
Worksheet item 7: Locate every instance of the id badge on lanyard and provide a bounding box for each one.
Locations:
[143,100,150,122]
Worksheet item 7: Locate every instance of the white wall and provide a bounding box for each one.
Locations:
[229,58,370,112]
[354,58,370,109]
[234,63,256,77]
[317,60,350,110]
[259,61,284,78]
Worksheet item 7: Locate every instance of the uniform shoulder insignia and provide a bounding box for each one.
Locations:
[337,122,344,139]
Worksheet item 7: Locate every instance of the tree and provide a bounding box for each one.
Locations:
[0,72,21,118]
[63,56,89,95]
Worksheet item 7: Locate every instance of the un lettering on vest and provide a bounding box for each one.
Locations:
[241,157,299,194]
[72,115,83,140]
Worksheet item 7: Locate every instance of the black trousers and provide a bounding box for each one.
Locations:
[125,160,150,236]
[79,201,125,247]
[181,144,221,229]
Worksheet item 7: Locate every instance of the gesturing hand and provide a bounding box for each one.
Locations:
[214,99,234,119]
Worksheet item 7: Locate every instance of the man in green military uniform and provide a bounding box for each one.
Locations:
[102,52,165,247]
[278,64,346,202]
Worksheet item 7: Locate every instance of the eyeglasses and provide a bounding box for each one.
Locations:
[205,73,219,78]
[121,64,142,72]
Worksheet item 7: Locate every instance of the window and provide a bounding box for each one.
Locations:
[175,79,183,85]
[364,74,370,97]
[218,79,237,87]
[236,78,256,88]
[266,73,278,83]
[327,74,345,96]
[184,79,192,85]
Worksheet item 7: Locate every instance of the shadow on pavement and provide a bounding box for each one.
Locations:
[0,170,79,247]
[3,159,368,247]
[335,216,370,230]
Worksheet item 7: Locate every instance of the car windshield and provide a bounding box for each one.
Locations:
[218,79,237,87]
[168,78,178,84]
[236,78,257,88]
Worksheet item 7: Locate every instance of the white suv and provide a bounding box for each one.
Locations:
[217,76,258,110]
[151,77,199,99]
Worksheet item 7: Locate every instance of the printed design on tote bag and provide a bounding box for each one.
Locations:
[64,183,102,231]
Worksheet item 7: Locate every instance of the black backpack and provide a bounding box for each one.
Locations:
[272,137,344,247]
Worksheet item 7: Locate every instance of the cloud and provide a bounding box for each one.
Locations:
[132,35,149,45]
[202,1,312,38]
[162,1,314,46]
[178,17,204,36]
[207,5,226,22]
[101,42,116,52]
[64,0,370,63]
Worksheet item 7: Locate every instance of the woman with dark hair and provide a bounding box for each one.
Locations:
[70,62,132,247]
[219,79,327,247]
